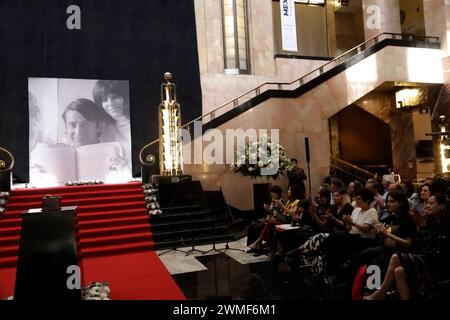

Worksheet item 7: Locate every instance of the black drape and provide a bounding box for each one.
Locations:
[0,0,202,182]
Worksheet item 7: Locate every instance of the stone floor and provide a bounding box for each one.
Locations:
[157,237,333,300]
[157,237,270,275]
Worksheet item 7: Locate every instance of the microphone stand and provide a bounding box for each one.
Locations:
[185,205,206,256]
[202,211,222,255]
[158,189,189,256]
[217,186,244,253]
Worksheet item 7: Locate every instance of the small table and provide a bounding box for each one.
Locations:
[14,206,81,300]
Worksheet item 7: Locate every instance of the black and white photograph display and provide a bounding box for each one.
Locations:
[29,78,132,186]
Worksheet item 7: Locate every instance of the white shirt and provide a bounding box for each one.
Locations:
[349,207,379,239]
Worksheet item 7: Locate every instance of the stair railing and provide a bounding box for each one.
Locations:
[330,156,376,181]
[139,33,439,167]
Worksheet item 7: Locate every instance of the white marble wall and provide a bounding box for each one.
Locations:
[184,45,443,210]
[424,0,450,54]
[194,0,329,118]
[362,0,401,40]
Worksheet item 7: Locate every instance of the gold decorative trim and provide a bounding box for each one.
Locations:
[0,147,14,172]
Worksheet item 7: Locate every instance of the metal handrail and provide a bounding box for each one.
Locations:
[0,147,15,172]
[330,156,375,179]
[139,33,440,165]
[330,164,367,182]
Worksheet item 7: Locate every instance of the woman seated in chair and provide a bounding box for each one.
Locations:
[311,188,353,233]
[272,199,317,261]
[323,188,380,276]
[247,185,301,255]
[284,189,352,274]
[346,191,416,298]
[365,193,450,300]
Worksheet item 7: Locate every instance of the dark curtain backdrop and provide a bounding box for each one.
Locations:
[0,0,202,182]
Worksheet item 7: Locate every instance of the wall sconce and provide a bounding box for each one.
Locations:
[159,72,183,177]
[395,88,428,109]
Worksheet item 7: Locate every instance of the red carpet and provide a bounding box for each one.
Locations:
[0,182,185,300]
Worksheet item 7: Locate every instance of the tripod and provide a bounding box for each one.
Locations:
[158,190,189,256]
[185,206,206,256]
[202,210,222,255]
[203,187,243,255]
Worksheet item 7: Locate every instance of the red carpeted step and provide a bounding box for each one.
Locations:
[0,257,17,269]
[77,208,148,221]
[6,194,145,211]
[11,182,143,196]
[80,242,155,258]
[0,226,21,237]
[0,182,186,299]
[78,224,151,239]
[9,188,144,203]
[76,201,146,214]
[0,217,22,228]
[0,245,18,258]
[79,232,152,248]
[78,215,148,229]
[0,235,20,247]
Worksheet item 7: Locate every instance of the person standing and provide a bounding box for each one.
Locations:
[287,158,307,199]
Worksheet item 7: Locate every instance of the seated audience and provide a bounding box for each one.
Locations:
[247,185,301,255]
[366,180,385,214]
[412,183,432,217]
[273,199,316,260]
[345,191,416,296]
[365,193,449,300]
[321,188,380,277]
[348,180,363,207]
[246,185,284,248]
[330,179,345,205]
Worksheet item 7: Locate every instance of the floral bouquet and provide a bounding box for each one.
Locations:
[230,136,294,179]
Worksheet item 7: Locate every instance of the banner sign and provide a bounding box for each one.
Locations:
[280,0,298,51]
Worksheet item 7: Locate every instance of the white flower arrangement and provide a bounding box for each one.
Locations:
[231,136,294,179]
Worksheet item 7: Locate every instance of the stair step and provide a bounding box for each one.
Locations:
[9,188,143,203]
[0,245,18,258]
[78,215,148,229]
[11,182,143,196]
[152,225,227,241]
[160,204,203,213]
[6,194,145,211]
[155,234,235,250]
[151,209,221,220]
[76,201,146,213]
[79,232,153,248]
[80,242,154,258]
[0,218,22,228]
[77,208,148,221]
[79,224,151,239]
[0,226,21,237]
[151,216,227,229]
[0,235,20,246]
[0,256,18,268]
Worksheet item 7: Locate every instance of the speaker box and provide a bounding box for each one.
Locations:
[0,170,11,192]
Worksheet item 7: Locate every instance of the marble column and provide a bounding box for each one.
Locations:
[248,0,276,77]
[390,110,417,181]
[362,0,401,40]
[423,0,449,55]
[329,116,340,157]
